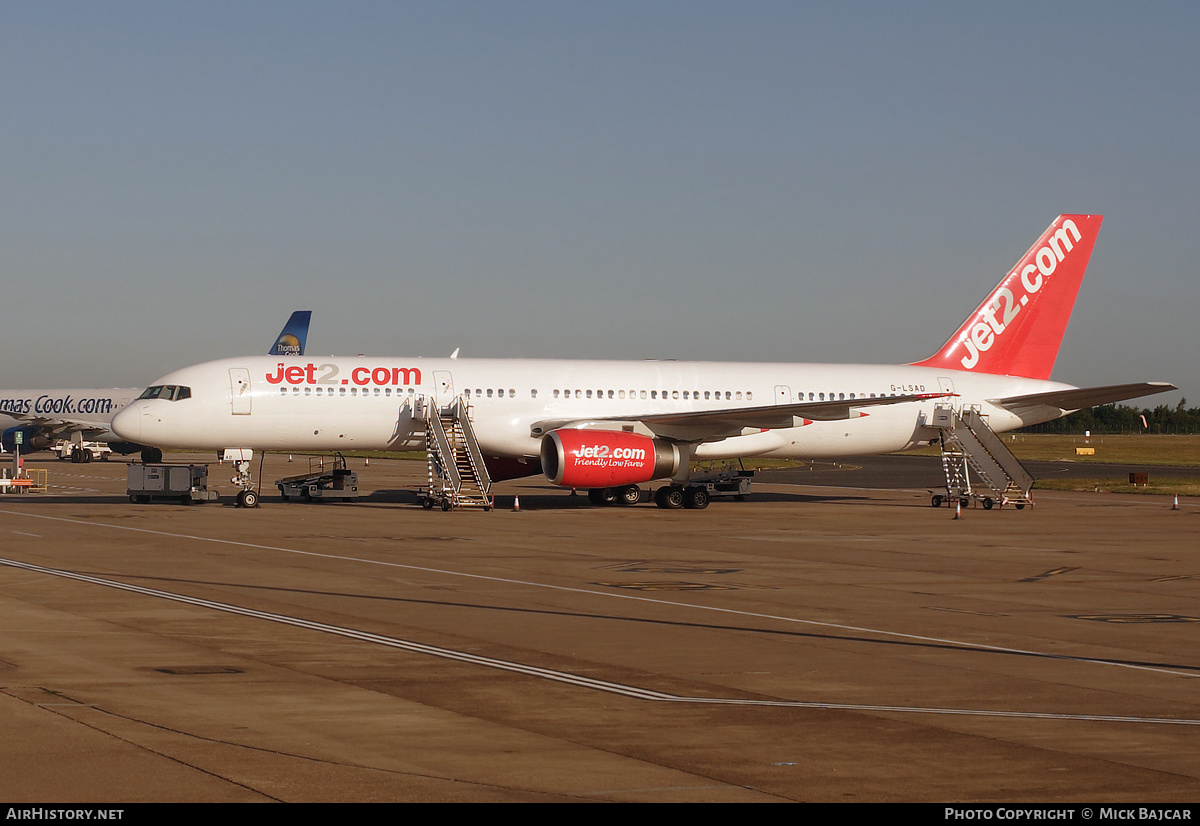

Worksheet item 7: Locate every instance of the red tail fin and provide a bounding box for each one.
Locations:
[912,214,1103,380]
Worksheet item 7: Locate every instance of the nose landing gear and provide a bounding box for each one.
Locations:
[225,449,261,508]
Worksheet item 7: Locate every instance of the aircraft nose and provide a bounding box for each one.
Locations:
[111,404,142,442]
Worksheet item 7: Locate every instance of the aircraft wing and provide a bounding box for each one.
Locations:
[990,382,1176,416]
[5,411,111,439]
[531,392,953,442]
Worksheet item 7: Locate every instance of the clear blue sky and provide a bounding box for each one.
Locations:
[3,1,1196,405]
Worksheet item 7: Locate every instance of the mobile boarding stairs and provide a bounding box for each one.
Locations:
[414,395,493,511]
[932,405,1034,510]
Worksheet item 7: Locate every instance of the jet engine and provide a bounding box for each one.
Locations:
[540,428,684,488]
[2,425,52,453]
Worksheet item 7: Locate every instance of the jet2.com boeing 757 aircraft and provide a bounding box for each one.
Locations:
[113,216,1173,508]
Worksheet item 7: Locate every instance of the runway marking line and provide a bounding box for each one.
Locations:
[1,508,1197,685]
[2,555,1198,728]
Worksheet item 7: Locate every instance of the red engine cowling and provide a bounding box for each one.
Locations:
[540,429,684,488]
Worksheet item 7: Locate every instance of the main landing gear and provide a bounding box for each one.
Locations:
[586,485,643,506]
[653,484,709,510]
[583,484,711,509]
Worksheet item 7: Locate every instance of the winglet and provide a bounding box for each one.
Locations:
[913,215,1103,380]
[269,311,311,356]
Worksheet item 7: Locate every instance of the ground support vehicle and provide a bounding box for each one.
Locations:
[128,464,219,504]
[53,439,112,463]
[275,453,359,502]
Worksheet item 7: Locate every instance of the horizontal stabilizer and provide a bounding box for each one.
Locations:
[991,382,1176,415]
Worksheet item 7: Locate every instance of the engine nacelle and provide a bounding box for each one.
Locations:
[2,426,52,453]
[540,429,683,488]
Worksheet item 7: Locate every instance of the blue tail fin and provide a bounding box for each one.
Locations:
[269,311,311,356]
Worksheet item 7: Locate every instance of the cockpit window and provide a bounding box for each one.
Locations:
[138,385,192,401]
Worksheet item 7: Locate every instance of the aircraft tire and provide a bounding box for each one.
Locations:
[618,485,641,505]
[71,448,82,463]
[655,486,684,509]
[82,449,93,463]
[141,447,163,464]
[683,486,710,510]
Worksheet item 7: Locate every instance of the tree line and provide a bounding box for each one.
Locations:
[1018,400,1199,434]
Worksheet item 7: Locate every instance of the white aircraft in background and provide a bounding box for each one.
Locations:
[113,216,1173,508]
[2,311,311,462]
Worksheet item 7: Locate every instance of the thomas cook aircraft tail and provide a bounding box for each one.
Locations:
[269,311,311,357]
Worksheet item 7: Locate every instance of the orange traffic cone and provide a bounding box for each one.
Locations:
[512,495,521,512]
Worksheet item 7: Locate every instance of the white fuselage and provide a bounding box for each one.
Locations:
[112,355,1072,462]
[0,388,141,447]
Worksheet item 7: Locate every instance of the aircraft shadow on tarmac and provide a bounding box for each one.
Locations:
[0,489,871,509]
